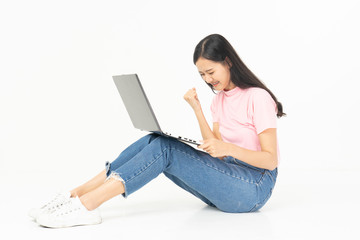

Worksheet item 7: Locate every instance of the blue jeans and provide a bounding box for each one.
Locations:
[105,134,277,213]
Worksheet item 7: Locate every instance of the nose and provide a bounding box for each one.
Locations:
[204,74,212,83]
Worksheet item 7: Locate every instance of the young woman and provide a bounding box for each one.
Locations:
[30,34,285,228]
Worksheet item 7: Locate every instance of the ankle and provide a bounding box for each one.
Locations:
[79,195,97,211]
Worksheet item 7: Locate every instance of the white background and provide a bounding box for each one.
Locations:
[1,0,359,239]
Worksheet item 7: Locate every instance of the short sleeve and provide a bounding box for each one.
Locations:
[210,95,220,123]
[251,89,277,134]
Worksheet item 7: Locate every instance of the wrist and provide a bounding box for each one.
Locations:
[193,106,202,114]
[227,143,239,158]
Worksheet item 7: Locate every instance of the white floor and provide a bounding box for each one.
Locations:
[1,167,359,240]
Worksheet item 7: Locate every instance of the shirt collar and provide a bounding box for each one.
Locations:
[223,86,241,97]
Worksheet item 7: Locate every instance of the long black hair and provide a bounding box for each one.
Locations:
[193,34,285,118]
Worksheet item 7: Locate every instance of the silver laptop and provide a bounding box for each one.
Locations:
[113,74,200,146]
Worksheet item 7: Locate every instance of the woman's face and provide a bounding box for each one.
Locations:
[195,57,235,91]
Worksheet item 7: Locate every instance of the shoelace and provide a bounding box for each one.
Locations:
[41,193,71,213]
[51,199,82,217]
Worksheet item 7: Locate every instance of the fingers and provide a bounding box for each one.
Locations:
[197,139,205,148]
[184,88,201,110]
[197,140,211,152]
[197,139,219,157]
[184,88,197,99]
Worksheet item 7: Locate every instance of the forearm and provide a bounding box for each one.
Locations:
[227,143,278,170]
[193,108,215,140]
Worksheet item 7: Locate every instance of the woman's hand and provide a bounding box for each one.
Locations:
[198,138,231,158]
[184,88,201,111]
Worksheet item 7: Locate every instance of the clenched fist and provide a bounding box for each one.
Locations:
[184,88,201,111]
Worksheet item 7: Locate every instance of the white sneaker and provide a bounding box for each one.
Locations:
[28,191,71,220]
[36,197,102,228]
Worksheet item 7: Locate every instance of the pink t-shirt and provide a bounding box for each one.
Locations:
[211,87,277,152]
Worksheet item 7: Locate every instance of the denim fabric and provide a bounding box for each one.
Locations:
[105,133,277,213]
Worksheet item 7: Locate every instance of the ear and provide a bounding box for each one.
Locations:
[225,57,232,68]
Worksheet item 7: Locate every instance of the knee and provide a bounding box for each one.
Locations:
[150,135,173,147]
[215,201,255,213]
[136,133,162,145]
[145,133,161,141]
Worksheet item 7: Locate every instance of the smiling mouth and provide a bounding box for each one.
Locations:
[211,81,220,87]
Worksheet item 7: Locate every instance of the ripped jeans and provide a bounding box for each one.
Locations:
[105,133,277,213]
